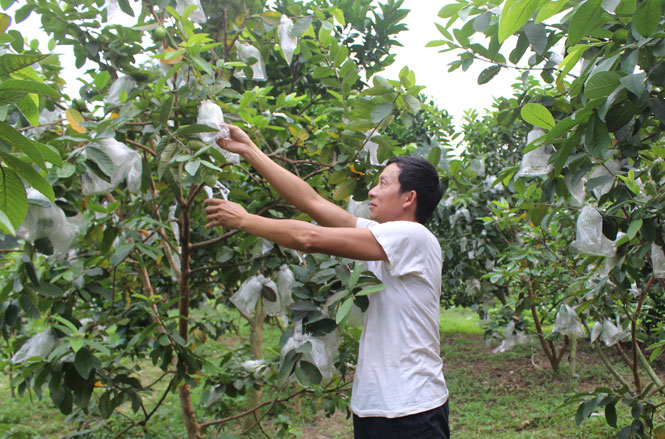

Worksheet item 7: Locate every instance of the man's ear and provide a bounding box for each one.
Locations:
[403,190,417,208]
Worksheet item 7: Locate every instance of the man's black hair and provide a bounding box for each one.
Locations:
[386,155,444,224]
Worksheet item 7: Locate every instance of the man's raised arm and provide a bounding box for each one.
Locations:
[218,125,356,228]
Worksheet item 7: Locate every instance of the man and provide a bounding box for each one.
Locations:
[204,124,449,439]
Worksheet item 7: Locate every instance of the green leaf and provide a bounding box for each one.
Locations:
[333,179,356,201]
[74,347,99,380]
[117,0,135,17]
[0,79,60,98]
[0,152,54,202]
[535,0,569,22]
[401,94,421,114]
[477,65,501,84]
[0,165,27,231]
[568,0,607,46]
[499,0,547,42]
[0,121,45,169]
[0,13,9,35]
[0,209,15,235]
[292,16,313,35]
[295,360,322,386]
[16,93,39,126]
[111,243,135,268]
[279,350,298,383]
[175,124,218,135]
[371,102,394,123]
[331,7,345,26]
[605,402,617,428]
[620,72,647,99]
[585,114,610,159]
[160,95,174,126]
[627,219,642,239]
[633,0,662,37]
[184,158,201,176]
[585,71,621,99]
[85,146,114,179]
[428,147,442,167]
[520,103,555,129]
[524,22,547,54]
[356,284,387,296]
[0,53,49,77]
[35,142,62,167]
[336,297,353,324]
[348,264,363,290]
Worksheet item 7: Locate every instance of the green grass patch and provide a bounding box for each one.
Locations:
[441,307,485,335]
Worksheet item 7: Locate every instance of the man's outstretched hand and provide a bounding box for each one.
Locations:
[216,124,257,157]
[204,198,249,230]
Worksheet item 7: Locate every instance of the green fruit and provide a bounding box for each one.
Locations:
[152,26,167,42]
[612,28,628,43]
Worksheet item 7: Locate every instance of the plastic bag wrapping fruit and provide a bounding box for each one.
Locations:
[278,15,297,65]
[591,319,629,346]
[492,321,527,353]
[176,0,206,23]
[588,160,620,199]
[235,42,267,81]
[11,330,59,364]
[570,206,615,257]
[196,100,239,164]
[81,138,142,195]
[230,274,286,317]
[280,322,340,382]
[517,129,553,177]
[105,76,137,105]
[17,189,81,259]
[652,243,665,278]
[552,304,585,338]
[277,264,295,312]
[348,196,370,219]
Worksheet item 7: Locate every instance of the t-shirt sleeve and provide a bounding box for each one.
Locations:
[363,221,432,278]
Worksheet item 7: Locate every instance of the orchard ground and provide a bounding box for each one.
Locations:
[2,308,659,438]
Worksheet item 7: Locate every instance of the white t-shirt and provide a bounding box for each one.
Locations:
[351,217,448,418]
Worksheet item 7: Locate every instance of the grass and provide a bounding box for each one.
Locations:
[0,308,659,438]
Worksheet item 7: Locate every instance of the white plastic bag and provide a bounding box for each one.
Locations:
[552,304,585,338]
[449,207,471,228]
[196,100,239,165]
[11,330,59,364]
[230,274,284,317]
[17,189,80,259]
[469,158,485,177]
[517,129,553,177]
[176,0,206,24]
[348,196,370,219]
[203,181,230,200]
[230,276,262,316]
[570,206,615,257]
[81,138,142,195]
[588,161,620,199]
[566,175,586,207]
[465,278,480,295]
[651,243,665,279]
[280,323,339,382]
[492,321,527,353]
[235,42,267,81]
[105,76,136,105]
[598,319,629,346]
[278,15,297,65]
[277,265,295,311]
[363,132,386,166]
[242,359,267,378]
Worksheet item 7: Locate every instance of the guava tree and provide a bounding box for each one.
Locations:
[433,0,665,436]
[0,0,447,437]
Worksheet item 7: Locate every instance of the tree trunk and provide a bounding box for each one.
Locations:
[244,300,265,432]
[177,201,201,439]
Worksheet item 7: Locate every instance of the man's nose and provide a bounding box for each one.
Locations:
[368,186,377,197]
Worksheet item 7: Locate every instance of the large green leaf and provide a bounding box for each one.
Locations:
[0,53,49,77]
[0,121,45,169]
[633,0,662,36]
[370,102,394,123]
[567,0,607,46]
[333,179,356,201]
[0,13,10,35]
[0,165,27,232]
[521,103,555,130]
[585,114,610,159]
[85,145,114,179]
[74,347,99,380]
[620,72,648,100]
[584,71,621,99]
[0,152,54,202]
[16,93,39,126]
[0,79,60,98]
[535,0,570,22]
[478,65,501,84]
[499,0,547,42]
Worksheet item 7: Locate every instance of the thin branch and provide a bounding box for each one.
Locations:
[126,138,156,157]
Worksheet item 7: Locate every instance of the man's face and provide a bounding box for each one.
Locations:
[368,163,408,223]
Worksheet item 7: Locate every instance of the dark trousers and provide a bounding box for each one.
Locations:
[353,401,450,439]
